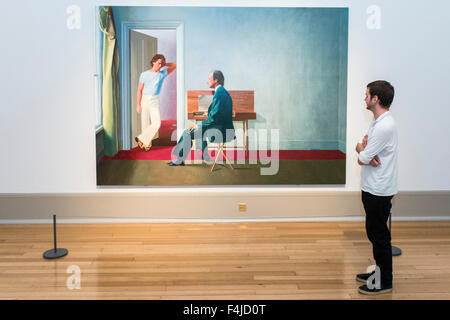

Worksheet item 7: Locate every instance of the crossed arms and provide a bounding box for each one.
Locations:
[356,135,381,167]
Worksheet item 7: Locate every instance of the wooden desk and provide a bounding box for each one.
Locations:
[187,90,256,158]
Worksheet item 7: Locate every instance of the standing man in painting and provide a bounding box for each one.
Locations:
[135,54,176,152]
[355,80,398,295]
[168,70,234,166]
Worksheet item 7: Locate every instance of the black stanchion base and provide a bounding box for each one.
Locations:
[43,248,68,259]
[392,246,402,256]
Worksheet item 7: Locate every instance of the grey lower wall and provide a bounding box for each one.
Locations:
[0,191,449,222]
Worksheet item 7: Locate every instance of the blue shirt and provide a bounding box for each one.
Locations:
[139,68,168,95]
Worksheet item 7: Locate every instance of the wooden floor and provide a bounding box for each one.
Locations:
[1,221,450,300]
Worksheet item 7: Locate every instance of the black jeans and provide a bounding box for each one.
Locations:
[361,191,394,287]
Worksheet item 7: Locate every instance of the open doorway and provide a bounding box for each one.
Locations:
[129,29,177,148]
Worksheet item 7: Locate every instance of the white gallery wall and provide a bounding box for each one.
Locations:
[1,0,450,195]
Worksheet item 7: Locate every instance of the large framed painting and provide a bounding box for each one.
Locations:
[95,6,348,186]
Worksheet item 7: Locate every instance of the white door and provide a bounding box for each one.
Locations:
[129,30,158,148]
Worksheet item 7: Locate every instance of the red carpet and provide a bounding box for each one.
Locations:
[150,120,177,146]
[102,147,346,161]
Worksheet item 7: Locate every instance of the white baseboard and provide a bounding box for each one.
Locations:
[1,216,450,224]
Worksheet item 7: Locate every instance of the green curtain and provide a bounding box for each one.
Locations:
[99,6,120,157]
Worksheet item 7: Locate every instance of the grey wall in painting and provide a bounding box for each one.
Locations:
[113,7,348,151]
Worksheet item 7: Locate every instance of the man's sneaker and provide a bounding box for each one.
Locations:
[356,271,375,283]
[358,284,393,295]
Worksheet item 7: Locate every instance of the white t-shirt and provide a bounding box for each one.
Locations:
[359,111,398,196]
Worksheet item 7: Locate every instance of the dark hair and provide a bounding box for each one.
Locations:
[211,70,225,86]
[367,80,395,108]
[150,54,166,67]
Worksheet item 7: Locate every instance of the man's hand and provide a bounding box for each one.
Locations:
[356,135,368,154]
[188,123,197,131]
[137,105,142,114]
[362,135,368,148]
[355,142,364,154]
[369,155,381,167]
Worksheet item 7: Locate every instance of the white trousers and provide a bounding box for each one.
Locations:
[138,94,161,147]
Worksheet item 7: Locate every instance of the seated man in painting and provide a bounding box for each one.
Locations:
[168,70,235,166]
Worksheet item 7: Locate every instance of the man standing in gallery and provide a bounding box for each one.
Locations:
[355,80,398,295]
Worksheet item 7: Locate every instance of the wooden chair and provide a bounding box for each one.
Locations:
[211,142,234,172]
